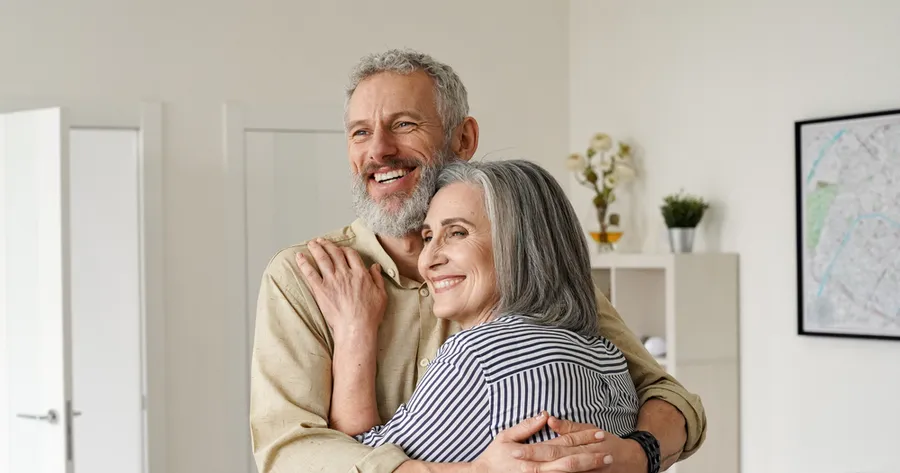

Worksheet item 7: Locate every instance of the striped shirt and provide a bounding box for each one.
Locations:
[355,315,640,462]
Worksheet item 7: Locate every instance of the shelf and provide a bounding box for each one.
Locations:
[590,252,673,270]
[590,251,740,270]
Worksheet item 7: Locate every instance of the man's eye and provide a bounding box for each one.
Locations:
[352,129,368,137]
[397,121,415,128]
[451,230,467,237]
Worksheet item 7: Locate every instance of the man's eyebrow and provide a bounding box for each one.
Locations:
[346,111,427,132]
[346,119,368,131]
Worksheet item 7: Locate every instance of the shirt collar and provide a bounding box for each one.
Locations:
[350,218,423,289]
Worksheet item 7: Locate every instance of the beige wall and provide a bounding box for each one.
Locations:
[0,1,570,472]
[569,1,900,472]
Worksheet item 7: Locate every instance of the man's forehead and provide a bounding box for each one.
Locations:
[347,71,438,118]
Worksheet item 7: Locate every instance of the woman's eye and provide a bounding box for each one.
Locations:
[451,230,467,237]
[422,235,432,243]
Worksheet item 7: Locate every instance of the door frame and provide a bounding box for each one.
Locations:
[222,101,344,472]
[1,101,167,473]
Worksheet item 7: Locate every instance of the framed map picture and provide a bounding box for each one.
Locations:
[796,108,900,341]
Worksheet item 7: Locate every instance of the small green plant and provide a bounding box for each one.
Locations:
[660,190,710,228]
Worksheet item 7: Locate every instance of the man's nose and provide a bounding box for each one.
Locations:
[368,128,398,163]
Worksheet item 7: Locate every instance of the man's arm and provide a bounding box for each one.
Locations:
[594,289,707,464]
[249,247,408,473]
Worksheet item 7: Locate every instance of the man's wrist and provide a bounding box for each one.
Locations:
[625,439,649,472]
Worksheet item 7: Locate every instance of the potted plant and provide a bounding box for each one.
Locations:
[566,132,637,252]
[660,190,710,253]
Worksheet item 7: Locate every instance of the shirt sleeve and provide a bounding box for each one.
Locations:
[249,247,409,473]
[594,289,708,461]
[355,337,492,463]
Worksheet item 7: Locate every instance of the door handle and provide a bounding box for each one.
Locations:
[16,409,59,424]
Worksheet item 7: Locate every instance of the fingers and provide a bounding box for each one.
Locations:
[547,416,595,436]
[500,411,549,443]
[306,239,335,275]
[536,452,613,472]
[543,429,606,447]
[513,431,605,462]
[319,239,349,272]
[343,246,366,273]
[295,252,323,290]
[370,264,385,292]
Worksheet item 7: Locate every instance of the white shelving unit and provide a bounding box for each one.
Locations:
[590,252,740,473]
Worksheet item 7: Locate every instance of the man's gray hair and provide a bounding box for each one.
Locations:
[435,160,600,338]
[345,49,470,143]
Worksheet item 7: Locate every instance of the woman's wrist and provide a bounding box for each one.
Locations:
[332,323,379,348]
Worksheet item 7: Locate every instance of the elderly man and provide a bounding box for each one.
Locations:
[249,49,706,473]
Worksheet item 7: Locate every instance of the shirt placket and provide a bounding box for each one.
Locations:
[415,282,435,382]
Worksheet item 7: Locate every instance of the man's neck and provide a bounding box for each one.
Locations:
[377,232,425,282]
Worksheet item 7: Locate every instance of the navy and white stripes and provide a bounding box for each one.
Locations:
[355,316,639,462]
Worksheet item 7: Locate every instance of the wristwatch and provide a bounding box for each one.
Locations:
[623,430,661,473]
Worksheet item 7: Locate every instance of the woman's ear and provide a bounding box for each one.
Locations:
[452,117,480,161]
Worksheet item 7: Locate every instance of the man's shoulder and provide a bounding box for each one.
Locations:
[263,223,360,275]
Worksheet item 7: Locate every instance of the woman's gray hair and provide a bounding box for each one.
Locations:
[345,49,469,144]
[435,160,600,338]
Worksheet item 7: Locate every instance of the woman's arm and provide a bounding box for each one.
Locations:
[355,338,492,462]
[294,240,387,436]
[330,327,381,435]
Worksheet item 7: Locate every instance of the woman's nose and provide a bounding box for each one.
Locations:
[422,241,448,270]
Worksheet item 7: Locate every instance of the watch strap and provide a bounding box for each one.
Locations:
[623,430,661,473]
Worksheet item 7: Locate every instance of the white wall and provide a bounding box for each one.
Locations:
[0,1,570,472]
[569,1,900,472]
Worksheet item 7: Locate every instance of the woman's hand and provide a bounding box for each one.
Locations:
[296,238,387,341]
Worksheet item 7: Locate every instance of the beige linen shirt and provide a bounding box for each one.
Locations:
[249,219,707,473]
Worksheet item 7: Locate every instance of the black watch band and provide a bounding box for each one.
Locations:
[623,430,661,473]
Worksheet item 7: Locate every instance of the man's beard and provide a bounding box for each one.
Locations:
[351,149,458,238]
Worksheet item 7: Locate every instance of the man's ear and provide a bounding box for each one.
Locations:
[452,116,479,161]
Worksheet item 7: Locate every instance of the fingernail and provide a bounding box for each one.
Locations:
[595,431,605,440]
[603,455,613,465]
[511,450,523,459]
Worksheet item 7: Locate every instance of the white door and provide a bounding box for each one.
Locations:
[0,107,74,473]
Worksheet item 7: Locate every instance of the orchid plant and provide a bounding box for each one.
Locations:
[566,133,637,244]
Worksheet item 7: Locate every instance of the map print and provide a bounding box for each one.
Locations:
[797,111,900,339]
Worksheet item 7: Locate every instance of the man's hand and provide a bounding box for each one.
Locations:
[474,412,612,473]
[534,417,646,473]
[296,238,386,339]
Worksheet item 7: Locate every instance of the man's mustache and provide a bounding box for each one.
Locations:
[359,157,424,176]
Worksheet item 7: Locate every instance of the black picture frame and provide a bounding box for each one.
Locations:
[795,107,900,342]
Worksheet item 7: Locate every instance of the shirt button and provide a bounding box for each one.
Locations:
[419,288,429,297]
[419,358,429,367]
[387,268,396,278]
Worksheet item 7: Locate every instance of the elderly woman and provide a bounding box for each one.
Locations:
[309,159,638,463]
